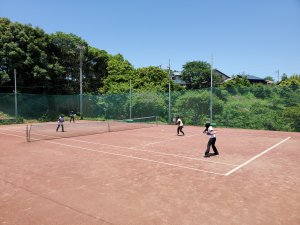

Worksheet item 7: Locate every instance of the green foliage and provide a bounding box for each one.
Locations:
[251,84,273,99]
[219,95,288,130]
[264,76,274,82]
[0,18,111,95]
[97,93,129,119]
[100,65,181,94]
[1,18,300,131]
[181,61,221,89]
[1,86,300,131]
[131,92,167,118]
[222,75,251,88]
[99,54,135,94]
[85,47,109,93]
[278,74,300,87]
[283,104,300,131]
[0,71,10,84]
[173,90,223,125]
[135,66,180,92]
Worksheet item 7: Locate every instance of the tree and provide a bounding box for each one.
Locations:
[0,18,59,94]
[278,74,300,87]
[222,75,251,88]
[135,66,181,92]
[49,32,88,94]
[99,54,135,94]
[264,76,274,82]
[283,104,300,131]
[173,90,224,125]
[85,47,110,93]
[181,61,222,89]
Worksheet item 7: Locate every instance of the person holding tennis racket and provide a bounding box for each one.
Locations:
[56,114,65,132]
[176,116,185,136]
[203,122,219,157]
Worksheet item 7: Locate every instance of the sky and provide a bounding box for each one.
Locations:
[1,0,300,80]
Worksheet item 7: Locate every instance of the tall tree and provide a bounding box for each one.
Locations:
[85,47,110,93]
[0,18,52,93]
[49,32,88,94]
[99,54,135,94]
[181,61,221,89]
[135,66,173,92]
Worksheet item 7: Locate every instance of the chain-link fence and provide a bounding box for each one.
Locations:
[1,85,299,131]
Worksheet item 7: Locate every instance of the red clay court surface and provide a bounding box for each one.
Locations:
[0,123,299,225]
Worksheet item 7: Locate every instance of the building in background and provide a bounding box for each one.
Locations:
[238,75,267,84]
[171,69,230,86]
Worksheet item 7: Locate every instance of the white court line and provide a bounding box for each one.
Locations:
[65,138,238,166]
[225,137,291,176]
[45,140,225,176]
[0,131,226,175]
[133,132,200,148]
[0,129,236,167]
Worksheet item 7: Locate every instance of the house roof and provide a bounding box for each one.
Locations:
[245,75,265,81]
[213,69,230,79]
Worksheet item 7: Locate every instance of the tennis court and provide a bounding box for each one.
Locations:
[0,121,299,225]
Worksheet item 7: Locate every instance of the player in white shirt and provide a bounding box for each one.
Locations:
[176,116,185,136]
[203,122,219,157]
[56,114,65,132]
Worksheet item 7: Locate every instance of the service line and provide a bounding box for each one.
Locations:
[225,137,291,176]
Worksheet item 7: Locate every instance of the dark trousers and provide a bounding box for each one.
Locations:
[177,126,184,135]
[205,137,218,155]
[56,124,64,132]
[70,116,75,122]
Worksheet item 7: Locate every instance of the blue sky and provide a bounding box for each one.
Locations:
[1,0,300,80]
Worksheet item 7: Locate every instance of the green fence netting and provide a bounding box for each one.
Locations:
[1,85,299,131]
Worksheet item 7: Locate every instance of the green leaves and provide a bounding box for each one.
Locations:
[278,74,300,86]
[0,71,10,84]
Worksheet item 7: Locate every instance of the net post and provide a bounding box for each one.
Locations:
[26,124,30,142]
[26,124,28,142]
[107,120,111,132]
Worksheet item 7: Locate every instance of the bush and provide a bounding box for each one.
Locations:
[173,90,224,125]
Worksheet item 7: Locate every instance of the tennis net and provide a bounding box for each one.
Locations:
[26,116,158,142]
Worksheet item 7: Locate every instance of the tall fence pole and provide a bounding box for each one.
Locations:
[168,59,171,124]
[78,44,85,120]
[14,69,18,121]
[130,79,132,119]
[210,55,213,123]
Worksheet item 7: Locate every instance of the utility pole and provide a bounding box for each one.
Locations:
[78,44,85,120]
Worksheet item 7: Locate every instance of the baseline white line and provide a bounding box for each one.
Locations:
[45,140,225,176]
[64,138,237,166]
[225,137,291,176]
